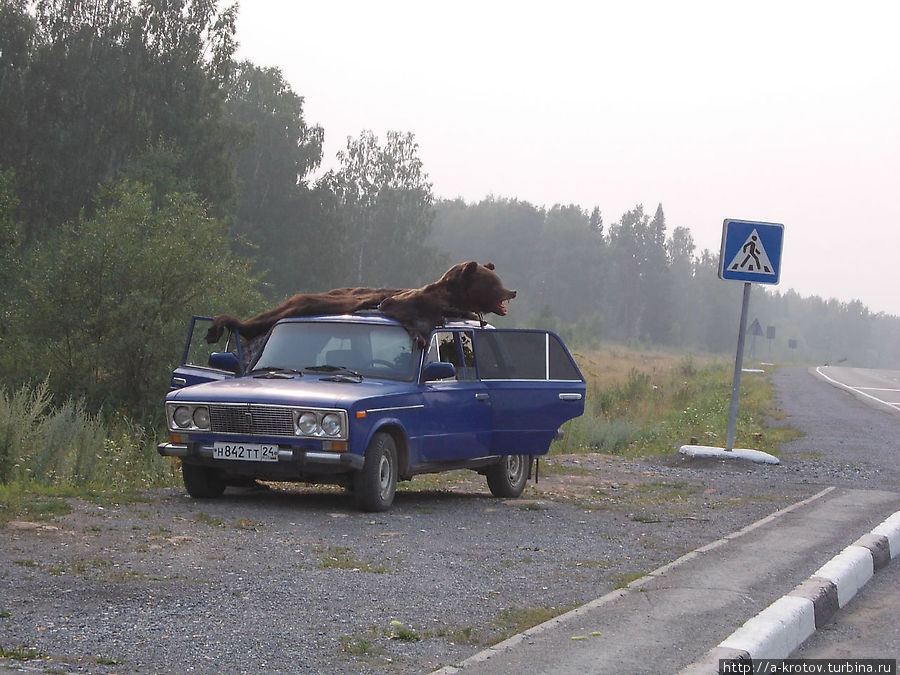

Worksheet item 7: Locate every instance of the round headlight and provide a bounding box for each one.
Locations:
[297,411,318,435]
[192,407,210,430]
[321,413,342,437]
[173,406,193,429]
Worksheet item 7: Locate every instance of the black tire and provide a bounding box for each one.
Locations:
[353,432,398,512]
[486,455,529,498]
[182,462,226,498]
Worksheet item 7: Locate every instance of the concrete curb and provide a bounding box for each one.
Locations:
[679,510,900,673]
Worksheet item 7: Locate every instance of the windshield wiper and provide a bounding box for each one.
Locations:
[248,367,303,379]
[304,365,364,381]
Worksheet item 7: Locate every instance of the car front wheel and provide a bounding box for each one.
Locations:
[486,455,529,498]
[353,432,398,512]
[182,462,226,498]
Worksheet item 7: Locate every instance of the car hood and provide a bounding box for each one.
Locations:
[165,375,418,409]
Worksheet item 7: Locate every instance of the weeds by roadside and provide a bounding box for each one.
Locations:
[0,644,44,661]
[1,348,801,529]
[553,354,800,458]
[316,545,392,573]
[0,381,177,523]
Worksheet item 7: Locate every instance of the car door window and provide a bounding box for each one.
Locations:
[184,317,242,372]
[474,330,583,382]
[425,330,476,381]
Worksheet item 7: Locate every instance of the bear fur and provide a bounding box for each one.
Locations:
[204,287,403,343]
[378,261,516,345]
[205,261,515,347]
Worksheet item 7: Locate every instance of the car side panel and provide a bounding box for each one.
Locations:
[474,329,586,456]
[418,380,492,461]
[482,379,585,455]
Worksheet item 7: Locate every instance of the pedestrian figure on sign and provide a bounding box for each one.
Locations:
[736,235,761,271]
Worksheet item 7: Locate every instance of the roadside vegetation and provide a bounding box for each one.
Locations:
[0,381,178,525]
[1,343,799,526]
[553,345,800,459]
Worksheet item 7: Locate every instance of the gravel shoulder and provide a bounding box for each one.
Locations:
[2,366,897,674]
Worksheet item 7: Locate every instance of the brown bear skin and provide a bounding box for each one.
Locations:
[378,261,517,345]
[205,261,516,347]
[204,287,403,343]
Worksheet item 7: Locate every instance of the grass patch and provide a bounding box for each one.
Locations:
[0,644,44,661]
[95,656,121,666]
[192,511,224,527]
[490,605,577,645]
[316,546,391,573]
[573,559,612,570]
[339,635,382,656]
[396,469,475,493]
[426,624,482,645]
[553,351,801,459]
[0,482,75,525]
[613,571,646,588]
[388,620,421,642]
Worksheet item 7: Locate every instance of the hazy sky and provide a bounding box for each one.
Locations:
[235,1,900,316]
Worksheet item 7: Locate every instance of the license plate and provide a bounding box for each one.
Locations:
[212,442,279,462]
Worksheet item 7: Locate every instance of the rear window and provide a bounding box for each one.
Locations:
[474,330,582,381]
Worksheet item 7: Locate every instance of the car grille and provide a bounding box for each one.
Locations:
[208,405,295,436]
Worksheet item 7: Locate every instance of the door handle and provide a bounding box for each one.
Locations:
[172,377,187,387]
[475,393,490,401]
[559,393,582,401]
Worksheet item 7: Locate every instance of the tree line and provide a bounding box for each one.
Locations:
[431,198,900,369]
[1,0,898,421]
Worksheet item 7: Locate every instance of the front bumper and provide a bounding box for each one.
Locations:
[157,442,364,471]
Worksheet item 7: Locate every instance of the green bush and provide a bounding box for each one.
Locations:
[9,179,263,419]
[552,359,788,459]
[0,381,174,489]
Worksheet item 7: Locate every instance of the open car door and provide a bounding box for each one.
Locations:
[473,329,585,456]
[168,316,244,391]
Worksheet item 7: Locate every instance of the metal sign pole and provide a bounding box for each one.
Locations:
[726,282,751,451]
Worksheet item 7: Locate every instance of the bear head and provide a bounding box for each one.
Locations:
[439,261,516,316]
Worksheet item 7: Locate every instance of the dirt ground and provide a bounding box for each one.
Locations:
[1,447,815,675]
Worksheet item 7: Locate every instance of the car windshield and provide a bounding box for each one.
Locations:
[253,321,417,381]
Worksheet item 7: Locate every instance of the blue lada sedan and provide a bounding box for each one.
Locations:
[158,313,585,511]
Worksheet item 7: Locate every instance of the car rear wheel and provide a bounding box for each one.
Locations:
[182,462,226,498]
[486,455,529,498]
[353,432,398,512]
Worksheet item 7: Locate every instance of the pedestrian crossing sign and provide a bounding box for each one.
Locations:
[718,219,784,284]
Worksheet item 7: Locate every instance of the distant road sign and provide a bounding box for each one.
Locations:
[718,219,784,284]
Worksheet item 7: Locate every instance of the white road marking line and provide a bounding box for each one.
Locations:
[814,367,900,413]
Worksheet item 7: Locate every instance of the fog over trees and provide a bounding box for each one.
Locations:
[1,1,898,418]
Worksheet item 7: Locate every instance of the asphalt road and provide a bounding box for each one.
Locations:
[793,546,900,659]
[442,365,900,673]
[787,366,900,662]
[815,365,900,413]
[438,486,899,674]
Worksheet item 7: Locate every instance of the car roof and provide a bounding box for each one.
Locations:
[275,310,494,330]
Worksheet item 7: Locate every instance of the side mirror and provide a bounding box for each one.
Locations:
[423,361,456,381]
[208,352,240,373]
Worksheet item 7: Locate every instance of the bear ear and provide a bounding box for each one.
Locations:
[484,262,496,271]
[462,261,479,277]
